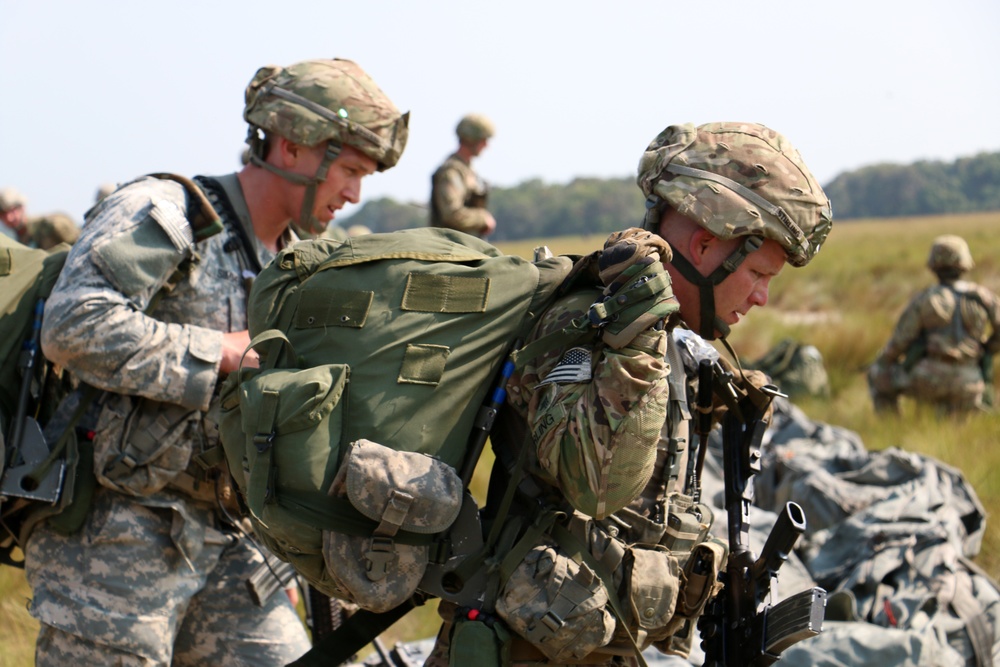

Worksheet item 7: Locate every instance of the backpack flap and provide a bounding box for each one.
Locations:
[322,439,463,612]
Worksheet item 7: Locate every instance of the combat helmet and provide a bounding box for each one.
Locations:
[243,58,409,233]
[636,122,833,338]
[456,114,495,143]
[927,234,974,274]
[0,187,27,213]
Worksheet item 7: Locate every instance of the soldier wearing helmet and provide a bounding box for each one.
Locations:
[425,122,833,666]
[637,122,833,341]
[0,188,80,249]
[868,234,1000,414]
[429,113,497,238]
[29,58,407,666]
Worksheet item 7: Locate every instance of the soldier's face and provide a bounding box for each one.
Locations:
[710,238,786,331]
[0,206,24,229]
[296,144,378,224]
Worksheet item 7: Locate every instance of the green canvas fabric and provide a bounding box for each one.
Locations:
[219,227,575,608]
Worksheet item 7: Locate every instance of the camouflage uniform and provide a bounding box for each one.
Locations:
[869,235,1000,414]
[429,114,495,237]
[427,123,832,667]
[429,153,492,236]
[30,175,310,665]
[0,187,78,249]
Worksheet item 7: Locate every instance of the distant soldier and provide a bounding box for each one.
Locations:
[0,187,80,249]
[868,234,1000,414]
[94,183,117,203]
[429,113,497,238]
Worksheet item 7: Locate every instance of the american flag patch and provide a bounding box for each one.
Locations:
[538,347,593,386]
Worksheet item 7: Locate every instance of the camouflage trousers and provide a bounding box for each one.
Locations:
[25,486,310,666]
[868,358,986,414]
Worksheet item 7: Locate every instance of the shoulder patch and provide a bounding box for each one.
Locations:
[92,211,189,299]
[538,347,593,386]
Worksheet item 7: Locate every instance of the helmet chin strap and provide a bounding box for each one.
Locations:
[246,129,343,235]
[668,236,764,340]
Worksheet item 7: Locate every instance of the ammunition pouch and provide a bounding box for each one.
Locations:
[321,439,464,613]
[92,394,199,497]
[494,506,719,663]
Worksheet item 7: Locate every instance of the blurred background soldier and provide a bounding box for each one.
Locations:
[29,58,408,666]
[868,234,1000,414]
[429,113,497,238]
[1,187,80,249]
[94,182,117,204]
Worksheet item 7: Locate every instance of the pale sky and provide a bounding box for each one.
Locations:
[2,0,999,226]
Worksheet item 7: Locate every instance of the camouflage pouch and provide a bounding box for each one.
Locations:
[323,439,463,613]
[92,394,199,496]
[495,537,616,662]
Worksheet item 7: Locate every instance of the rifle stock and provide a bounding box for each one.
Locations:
[700,363,826,666]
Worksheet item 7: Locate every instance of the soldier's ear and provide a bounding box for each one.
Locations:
[688,228,717,268]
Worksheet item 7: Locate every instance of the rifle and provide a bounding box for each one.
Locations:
[699,360,827,666]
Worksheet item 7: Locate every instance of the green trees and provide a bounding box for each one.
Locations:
[344,152,1000,240]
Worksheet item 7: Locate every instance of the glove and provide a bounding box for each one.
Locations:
[711,355,775,426]
[598,228,672,293]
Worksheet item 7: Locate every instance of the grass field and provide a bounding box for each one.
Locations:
[2,212,999,665]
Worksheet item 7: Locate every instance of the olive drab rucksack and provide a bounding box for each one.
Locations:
[218,227,585,613]
[0,236,79,567]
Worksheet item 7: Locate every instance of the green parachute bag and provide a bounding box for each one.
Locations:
[219,228,577,613]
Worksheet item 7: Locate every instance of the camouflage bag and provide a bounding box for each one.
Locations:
[751,338,830,399]
[219,228,582,611]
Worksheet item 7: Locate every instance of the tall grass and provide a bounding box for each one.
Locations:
[2,213,997,665]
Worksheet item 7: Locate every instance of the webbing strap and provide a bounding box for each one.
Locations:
[246,390,279,523]
[285,599,417,667]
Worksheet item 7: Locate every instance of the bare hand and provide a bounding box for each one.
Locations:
[220,330,256,375]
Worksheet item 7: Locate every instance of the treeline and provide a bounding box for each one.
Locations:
[343,151,1000,240]
[823,151,1000,219]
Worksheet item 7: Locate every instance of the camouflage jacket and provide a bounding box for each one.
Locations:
[429,153,491,236]
[40,173,279,411]
[879,280,1000,366]
[500,287,681,524]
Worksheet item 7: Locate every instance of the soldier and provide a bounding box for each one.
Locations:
[94,182,117,204]
[29,58,408,666]
[868,234,1000,414]
[429,113,497,238]
[0,188,79,249]
[427,122,833,666]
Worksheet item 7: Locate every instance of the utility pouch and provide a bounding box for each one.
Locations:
[449,616,511,667]
[661,538,726,658]
[495,537,616,662]
[611,544,683,649]
[92,394,199,497]
[322,439,463,613]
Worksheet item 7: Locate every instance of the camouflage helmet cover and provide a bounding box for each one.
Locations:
[927,234,974,272]
[33,212,80,250]
[456,114,495,142]
[244,58,409,171]
[0,187,27,212]
[637,122,833,267]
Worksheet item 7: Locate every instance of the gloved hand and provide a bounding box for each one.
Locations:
[596,228,678,349]
[711,355,775,426]
[598,228,672,293]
